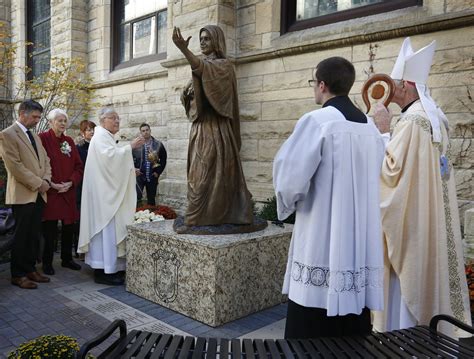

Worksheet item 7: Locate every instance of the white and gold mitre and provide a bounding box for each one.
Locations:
[391,37,443,142]
[391,37,436,84]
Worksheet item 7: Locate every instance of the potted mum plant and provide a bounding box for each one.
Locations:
[7,334,86,359]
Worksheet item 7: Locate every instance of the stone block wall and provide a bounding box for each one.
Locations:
[465,209,474,262]
[0,0,11,103]
[51,0,88,61]
[2,0,473,218]
[230,0,474,207]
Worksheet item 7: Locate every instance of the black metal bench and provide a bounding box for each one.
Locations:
[76,314,474,358]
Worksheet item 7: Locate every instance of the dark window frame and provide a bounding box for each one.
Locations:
[111,1,167,71]
[281,0,423,35]
[26,0,51,80]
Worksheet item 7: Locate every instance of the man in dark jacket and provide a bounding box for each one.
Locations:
[132,123,167,206]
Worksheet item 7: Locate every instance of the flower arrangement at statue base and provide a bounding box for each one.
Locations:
[134,209,165,224]
[7,334,84,359]
[136,204,177,220]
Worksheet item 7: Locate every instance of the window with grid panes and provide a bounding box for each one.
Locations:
[281,0,422,34]
[113,0,167,70]
[27,0,51,79]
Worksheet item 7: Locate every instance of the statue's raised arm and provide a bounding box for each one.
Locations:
[172,27,200,70]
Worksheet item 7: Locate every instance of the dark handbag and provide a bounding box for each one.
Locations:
[0,208,14,255]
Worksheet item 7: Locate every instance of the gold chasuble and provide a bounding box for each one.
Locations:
[373,101,471,337]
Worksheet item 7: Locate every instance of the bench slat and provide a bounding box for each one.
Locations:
[309,338,333,357]
[192,337,207,359]
[206,338,218,358]
[106,329,140,358]
[377,331,420,358]
[398,329,458,358]
[121,331,150,358]
[276,339,295,358]
[149,333,173,359]
[411,326,474,358]
[254,339,268,358]
[326,337,362,358]
[163,335,184,359]
[287,339,307,358]
[178,336,195,359]
[363,334,403,358]
[374,332,419,358]
[299,339,322,358]
[220,338,230,358]
[343,336,377,358]
[320,337,347,358]
[135,333,161,359]
[389,330,445,357]
[265,339,282,358]
[242,338,255,359]
[231,338,241,358]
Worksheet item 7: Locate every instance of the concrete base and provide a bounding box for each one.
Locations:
[126,220,293,327]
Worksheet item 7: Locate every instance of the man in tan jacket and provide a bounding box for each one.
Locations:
[0,100,52,289]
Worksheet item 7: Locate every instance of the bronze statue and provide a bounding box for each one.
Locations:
[172,25,257,231]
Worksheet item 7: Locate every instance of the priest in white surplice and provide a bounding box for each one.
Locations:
[274,57,386,339]
[78,107,144,285]
[372,38,471,337]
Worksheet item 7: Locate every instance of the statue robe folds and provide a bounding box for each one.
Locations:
[181,54,253,226]
[77,126,136,258]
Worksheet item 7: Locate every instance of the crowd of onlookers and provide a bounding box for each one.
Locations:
[0,100,166,288]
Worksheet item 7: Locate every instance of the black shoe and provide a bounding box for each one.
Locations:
[61,260,81,270]
[43,265,55,275]
[94,272,124,286]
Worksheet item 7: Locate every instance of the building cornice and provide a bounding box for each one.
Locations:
[91,13,473,87]
[235,13,474,65]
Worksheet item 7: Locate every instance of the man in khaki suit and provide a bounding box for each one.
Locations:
[0,100,52,289]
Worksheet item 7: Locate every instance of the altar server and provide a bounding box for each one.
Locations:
[274,57,386,338]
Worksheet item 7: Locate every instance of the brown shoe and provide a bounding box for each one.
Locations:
[26,271,51,283]
[11,277,37,289]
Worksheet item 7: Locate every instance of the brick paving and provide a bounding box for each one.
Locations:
[0,257,287,358]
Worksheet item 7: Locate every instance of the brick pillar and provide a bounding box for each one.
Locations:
[51,0,88,61]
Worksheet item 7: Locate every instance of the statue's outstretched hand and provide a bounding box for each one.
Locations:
[172,27,191,52]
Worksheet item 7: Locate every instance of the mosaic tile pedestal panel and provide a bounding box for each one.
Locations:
[126,220,293,326]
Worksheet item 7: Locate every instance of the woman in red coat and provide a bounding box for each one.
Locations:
[39,109,83,275]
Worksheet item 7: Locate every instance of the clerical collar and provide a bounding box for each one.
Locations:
[322,96,367,123]
[401,99,418,113]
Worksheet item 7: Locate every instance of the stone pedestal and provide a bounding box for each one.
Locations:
[126,220,293,327]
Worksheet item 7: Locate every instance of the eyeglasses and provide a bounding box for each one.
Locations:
[308,79,321,87]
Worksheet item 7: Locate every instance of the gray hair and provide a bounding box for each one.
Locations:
[98,107,117,124]
[47,108,69,122]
